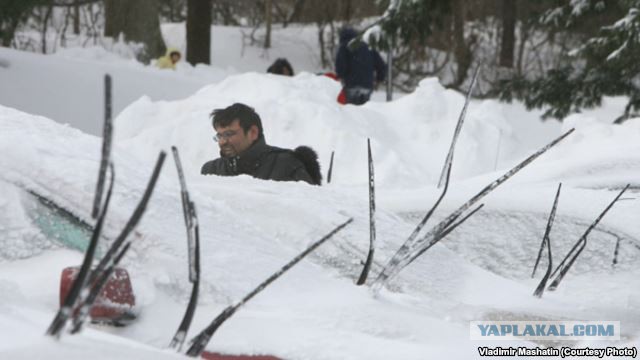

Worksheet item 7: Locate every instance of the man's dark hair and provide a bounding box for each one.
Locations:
[210,103,264,139]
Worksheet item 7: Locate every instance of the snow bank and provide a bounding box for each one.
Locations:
[2,21,640,356]
[114,74,527,187]
[0,23,338,137]
[2,88,640,360]
[0,47,220,136]
[0,104,503,359]
[113,69,640,193]
[524,114,640,188]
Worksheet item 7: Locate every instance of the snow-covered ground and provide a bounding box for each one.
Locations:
[0,24,344,136]
[1,22,639,360]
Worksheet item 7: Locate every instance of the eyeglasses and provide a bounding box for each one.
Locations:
[213,130,238,142]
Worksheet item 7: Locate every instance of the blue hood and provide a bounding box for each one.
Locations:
[339,27,358,45]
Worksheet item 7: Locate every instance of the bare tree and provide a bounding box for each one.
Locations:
[499,0,516,68]
[104,0,166,63]
[39,2,54,53]
[159,0,187,22]
[0,0,47,47]
[451,0,473,88]
[211,0,237,25]
[342,0,353,22]
[276,0,305,27]
[264,0,271,48]
[186,0,211,65]
[73,0,80,34]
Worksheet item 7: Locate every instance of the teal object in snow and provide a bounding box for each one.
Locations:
[28,191,94,253]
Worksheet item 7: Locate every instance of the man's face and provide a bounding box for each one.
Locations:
[214,119,258,157]
[170,53,181,64]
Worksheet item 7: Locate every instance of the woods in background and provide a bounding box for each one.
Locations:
[2,0,639,122]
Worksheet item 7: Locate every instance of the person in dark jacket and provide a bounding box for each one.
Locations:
[267,58,294,76]
[201,103,322,185]
[335,27,386,105]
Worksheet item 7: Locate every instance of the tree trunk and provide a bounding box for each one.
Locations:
[386,36,394,102]
[499,0,516,68]
[343,0,352,22]
[317,22,327,68]
[286,0,306,26]
[451,0,472,88]
[103,0,166,64]
[327,20,336,66]
[73,0,80,34]
[264,0,272,49]
[103,0,114,37]
[516,21,529,75]
[186,0,211,65]
[1,15,21,47]
[104,0,124,38]
[41,4,53,54]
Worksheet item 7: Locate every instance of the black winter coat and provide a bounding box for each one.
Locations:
[335,27,386,90]
[201,138,319,185]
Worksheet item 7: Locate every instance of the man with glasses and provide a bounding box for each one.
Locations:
[201,103,321,185]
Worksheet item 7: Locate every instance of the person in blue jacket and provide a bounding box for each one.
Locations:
[335,27,386,105]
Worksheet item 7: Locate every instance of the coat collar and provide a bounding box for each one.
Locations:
[221,138,270,174]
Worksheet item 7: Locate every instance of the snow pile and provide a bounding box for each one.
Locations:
[523,114,640,188]
[2,24,640,356]
[114,71,640,192]
[0,250,185,360]
[0,104,510,359]
[114,74,526,187]
[0,46,221,136]
[0,23,336,137]
[53,45,143,64]
[0,94,640,359]
[1,84,640,359]
[0,183,55,260]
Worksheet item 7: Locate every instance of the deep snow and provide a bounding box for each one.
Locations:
[1,71,640,359]
[1,21,639,360]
